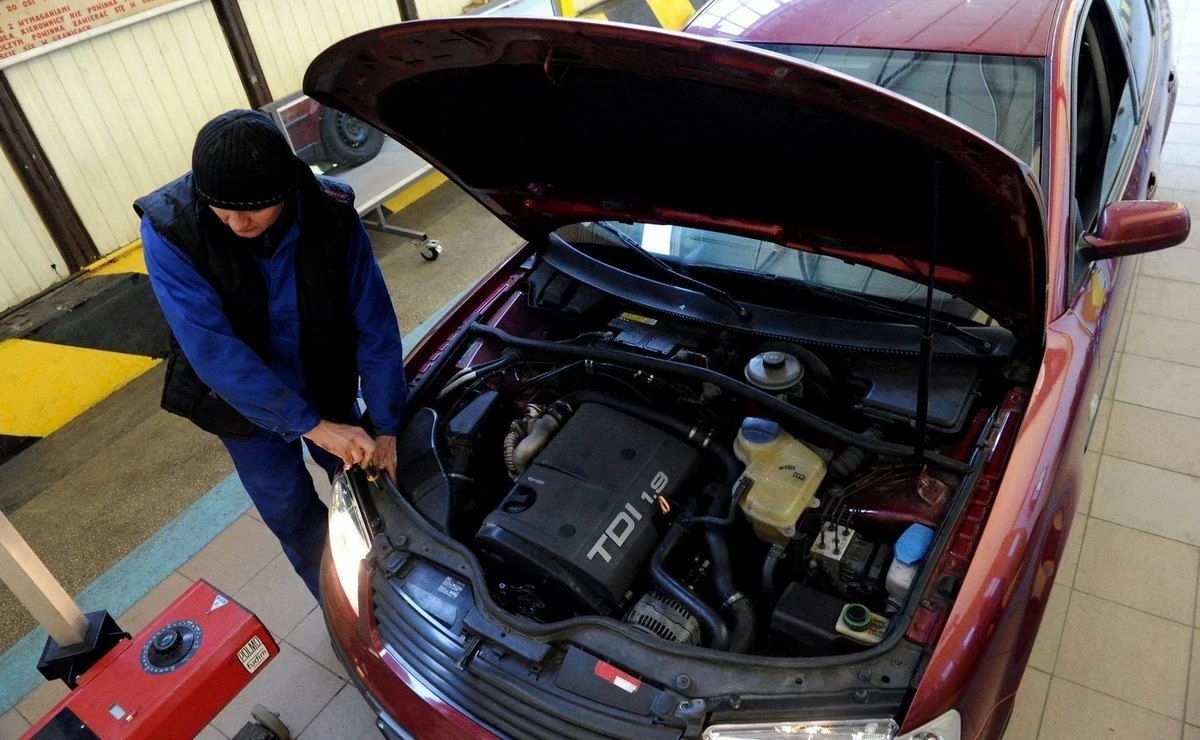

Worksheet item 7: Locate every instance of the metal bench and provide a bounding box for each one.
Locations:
[340,138,444,262]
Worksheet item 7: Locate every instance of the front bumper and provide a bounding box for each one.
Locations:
[322,548,697,739]
[322,548,985,740]
[320,550,496,740]
[323,613,415,740]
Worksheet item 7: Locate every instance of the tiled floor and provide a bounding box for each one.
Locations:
[11,13,1200,740]
[0,462,379,740]
[1004,275,1200,740]
[1002,6,1200,734]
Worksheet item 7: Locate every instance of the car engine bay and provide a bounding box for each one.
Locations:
[390,258,1023,661]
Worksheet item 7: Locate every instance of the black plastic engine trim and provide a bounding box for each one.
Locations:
[539,234,1016,359]
[478,402,703,615]
[467,322,972,476]
[372,571,685,740]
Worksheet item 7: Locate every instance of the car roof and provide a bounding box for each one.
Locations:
[684,0,1060,57]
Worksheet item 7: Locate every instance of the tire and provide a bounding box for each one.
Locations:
[319,108,385,168]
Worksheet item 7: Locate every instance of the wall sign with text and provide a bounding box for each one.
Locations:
[0,0,179,61]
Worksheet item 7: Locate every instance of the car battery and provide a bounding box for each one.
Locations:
[606,312,706,357]
[23,580,278,740]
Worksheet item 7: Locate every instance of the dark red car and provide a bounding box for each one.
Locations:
[305,0,1188,737]
[264,92,386,169]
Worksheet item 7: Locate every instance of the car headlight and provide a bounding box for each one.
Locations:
[703,719,898,739]
[895,710,961,740]
[702,710,960,740]
[329,472,371,616]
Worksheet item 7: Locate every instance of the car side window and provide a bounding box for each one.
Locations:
[1104,0,1155,93]
[1071,2,1138,292]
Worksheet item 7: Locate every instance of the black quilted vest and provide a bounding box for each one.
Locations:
[134,166,360,439]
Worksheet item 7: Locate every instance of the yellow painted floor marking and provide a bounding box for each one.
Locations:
[382,171,450,215]
[645,0,695,29]
[89,246,147,276]
[0,339,160,437]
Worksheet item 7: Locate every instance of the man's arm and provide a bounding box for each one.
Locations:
[346,220,407,437]
[345,220,406,479]
[142,217,321,441]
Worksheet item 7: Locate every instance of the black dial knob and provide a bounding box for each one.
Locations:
[151,629,179,654]
[142,621,201,673]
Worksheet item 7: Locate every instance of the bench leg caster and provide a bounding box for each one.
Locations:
[419,239,443,262]
[246,703,291,740]
[362,206,445,262]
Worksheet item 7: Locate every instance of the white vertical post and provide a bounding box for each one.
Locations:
[0,512,89,647]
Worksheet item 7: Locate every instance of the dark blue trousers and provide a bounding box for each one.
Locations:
[222,430,342,599]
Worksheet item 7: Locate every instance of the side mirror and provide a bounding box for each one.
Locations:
[1080,200,1191,261]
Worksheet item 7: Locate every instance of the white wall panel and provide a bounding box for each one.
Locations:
[0,148,65,311]
[415,0,472,19]
[4,1,247,256]
[240,0,404,99]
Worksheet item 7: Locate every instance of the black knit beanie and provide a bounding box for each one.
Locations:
[192,110,299,210]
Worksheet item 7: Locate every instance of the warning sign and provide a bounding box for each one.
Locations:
[0,0,179,62]
[593,660,641,694]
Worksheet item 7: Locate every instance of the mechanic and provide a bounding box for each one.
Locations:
[135,110,406,600]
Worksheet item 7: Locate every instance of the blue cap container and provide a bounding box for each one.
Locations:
[740,417,780,444]
[894,524,935,566]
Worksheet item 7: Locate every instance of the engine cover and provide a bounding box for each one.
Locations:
[476,403,702,615]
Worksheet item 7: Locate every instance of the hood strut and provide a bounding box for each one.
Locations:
[914,161,942,464]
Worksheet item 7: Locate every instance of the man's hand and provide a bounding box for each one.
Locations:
[303,420,376,470]
[370,435,399,484]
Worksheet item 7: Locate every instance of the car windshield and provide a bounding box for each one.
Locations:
[755,45,1045,174]
[557,222,986,322]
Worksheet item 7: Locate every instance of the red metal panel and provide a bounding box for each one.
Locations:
[23,580,278,740]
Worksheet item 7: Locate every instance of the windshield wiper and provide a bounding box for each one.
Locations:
[593,222,751,320]
[717,266,994,354]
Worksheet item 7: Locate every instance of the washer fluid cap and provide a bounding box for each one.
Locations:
[740,417,780,444]
[895,523,936,565]
[745,351,803,391]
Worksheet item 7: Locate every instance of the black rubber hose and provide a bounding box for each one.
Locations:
[706,527,756,653]
[761,546,786,597]
[698,434,757,654]
[469,323,971,475]
[829,427,885,479]
[650,520,730,650]
[561,389,710,449]
[561,390,757,652]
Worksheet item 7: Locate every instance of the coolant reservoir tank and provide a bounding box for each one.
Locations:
[734,417,827,545]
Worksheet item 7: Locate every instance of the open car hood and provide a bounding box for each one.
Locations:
[305,18,1046,337]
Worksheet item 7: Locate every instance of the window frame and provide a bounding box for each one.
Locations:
[750,44,1047,174]
[1066,0,1150,300]
[1106,0,1158,100]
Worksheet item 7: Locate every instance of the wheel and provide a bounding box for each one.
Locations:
[251,704,291,740]
[318,108,385,168]
[419,239,443,262]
